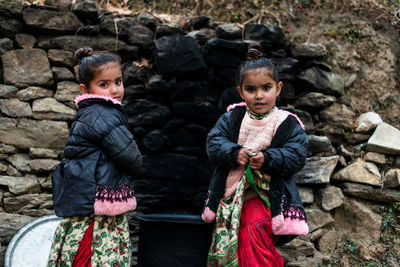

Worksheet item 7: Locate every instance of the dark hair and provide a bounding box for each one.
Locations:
[75,47,122,87]
[236,43,279,86]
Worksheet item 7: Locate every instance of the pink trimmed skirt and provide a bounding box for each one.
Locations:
[238,197,284,267]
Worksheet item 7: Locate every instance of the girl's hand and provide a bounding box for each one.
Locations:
[237,148,250,166]
[249,150,264,170]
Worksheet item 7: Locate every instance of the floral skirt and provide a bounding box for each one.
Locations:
[238,197,283,267]
[47,214,131,267]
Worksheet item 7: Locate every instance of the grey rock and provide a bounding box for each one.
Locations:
[16,86,53,101]
[22,7,81,33]
[29,159,59,172]
[294,156,339,185]
[344,73,357,88]
[355,112,383,133]
[2,49,53,88]
[308,135,335,156]
[72,0,100,24]
[365,152,386,164]
[367,122,400,155]
[384,169,400,189]
[7,165,22,177]
[7,154,31,172]
[0,0,23,18]
[298,186,314,205]
[187,28,216,45]
[216,23,242,39]
[0,98,32,118]
[0,38,13,56]
[52,67,75,81]
[319,103,356,130]
[0,161,7,174]
[4,193,53,216]
[55,81,80,103]
[316,185,344,211]
[332,159,382,187]
[341,182,400,203]
[305,207,335,232]
[0,118,68,149]
[0,212,34,243]
[278,239,315,261]
[0,84,18,98]
[127,25,154,49]
[334,197,381,241]
[44,0,72,9]
[32,97,76,121]
[155,24,185,39]
[15,33,36,49]
[0,175,41,195]
[296,67,344,97]
[38,35,139,61]
[317,230,337,253]
[291,43,327,59]
[138,11,157,31]
[0,15,23,39]
[293,92,336,112]
[0,143,17,154]
[29,148,59,159]
[47,49,76,68]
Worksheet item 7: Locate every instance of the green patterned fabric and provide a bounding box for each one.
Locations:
[246,106,275,120]
[207,166,270,267]
[47,215,131,267]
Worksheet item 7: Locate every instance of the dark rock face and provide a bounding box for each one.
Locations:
[155,35,207,80]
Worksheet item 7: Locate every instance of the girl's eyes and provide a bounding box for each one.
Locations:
[245,87,255,92]
[263,86,271,91]
[115,79,122,86]
[100,82,108,88]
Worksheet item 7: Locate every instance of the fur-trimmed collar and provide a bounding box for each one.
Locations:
[74,94,123,106]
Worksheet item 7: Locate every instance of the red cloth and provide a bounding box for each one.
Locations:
[238,197,284,267]
[72,219,95,267]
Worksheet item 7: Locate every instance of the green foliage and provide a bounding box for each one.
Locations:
[344,239,360,256]
[376,202,400,243]
[324,26,360,43]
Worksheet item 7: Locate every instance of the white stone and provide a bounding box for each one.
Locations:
[332,159,382,187]
[367,123,400,155]
[355,112,383,132]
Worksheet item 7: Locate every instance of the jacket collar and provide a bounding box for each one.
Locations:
[74,94,123,106]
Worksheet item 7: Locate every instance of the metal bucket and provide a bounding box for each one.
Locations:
[4,214,62,267]
[135,214,213,267]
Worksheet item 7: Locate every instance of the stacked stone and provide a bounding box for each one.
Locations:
[0,0,399,266]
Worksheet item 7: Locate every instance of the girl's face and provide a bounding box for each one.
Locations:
[237,68,282,114]
[80,62,124,102]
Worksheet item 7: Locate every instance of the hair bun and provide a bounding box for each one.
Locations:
[246,43,264,60]
[74,47,93,61]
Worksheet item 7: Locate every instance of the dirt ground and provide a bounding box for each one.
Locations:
[285,1,400,129]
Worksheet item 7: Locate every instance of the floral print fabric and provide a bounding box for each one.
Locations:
[48,215,131,267]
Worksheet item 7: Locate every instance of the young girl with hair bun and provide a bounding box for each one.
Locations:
[202,43,309,266]
[48,47,142,266]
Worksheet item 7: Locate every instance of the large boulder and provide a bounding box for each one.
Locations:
[0,118,68,149]
[22,7,82,33]
[155,35,207,79]
[2,49,53,88]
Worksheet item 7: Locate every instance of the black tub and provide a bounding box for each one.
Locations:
[135,214,213,267]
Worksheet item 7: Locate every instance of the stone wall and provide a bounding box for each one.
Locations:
[0,0,400,266]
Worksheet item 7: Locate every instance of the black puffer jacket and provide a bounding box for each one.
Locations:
[52,96,142,217]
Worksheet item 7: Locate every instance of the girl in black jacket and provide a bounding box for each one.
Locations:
[48,47,142,266]
[203,44,308,267]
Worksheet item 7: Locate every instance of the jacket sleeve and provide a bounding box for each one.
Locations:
[260,121,308,178]
[95,108,143,174]
[206,112,242,169]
